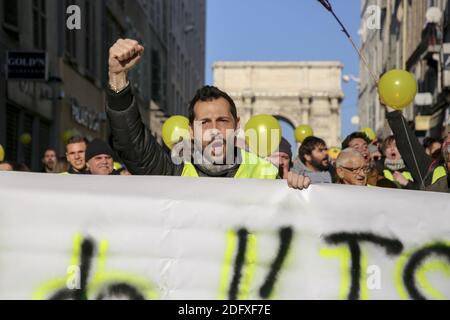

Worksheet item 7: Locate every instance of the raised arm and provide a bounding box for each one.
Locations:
[383,105,434,189]
[106,39,181,176]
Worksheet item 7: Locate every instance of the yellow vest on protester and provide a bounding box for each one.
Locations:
[383,166,446,188]
[113,162,123,171]
[431,166,447,185]
[383,170,414,183]
[181,149,278,180]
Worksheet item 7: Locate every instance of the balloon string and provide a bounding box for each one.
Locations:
[346,28,379,85]
[400,115,426,189]
[317,0,379,85]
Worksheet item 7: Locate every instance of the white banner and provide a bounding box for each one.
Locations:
[0,172,449,300]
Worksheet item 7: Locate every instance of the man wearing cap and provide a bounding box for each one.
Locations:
[85,139,117,176]
[267,137,293,179]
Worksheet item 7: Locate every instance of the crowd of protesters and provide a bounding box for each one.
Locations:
[0,83,448,194]
[0,38,449,194]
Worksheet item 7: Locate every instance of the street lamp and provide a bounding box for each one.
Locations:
[342,74,361,91]
[342,74,361,84]
[351,115,360,126]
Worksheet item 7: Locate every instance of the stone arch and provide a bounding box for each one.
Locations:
[274,115,296,130]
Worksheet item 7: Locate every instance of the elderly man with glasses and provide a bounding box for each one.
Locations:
[335,148,371,186]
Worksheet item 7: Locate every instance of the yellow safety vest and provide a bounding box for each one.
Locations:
[383,170,414,183]
[181,149,278,180]
[431,166,447,185]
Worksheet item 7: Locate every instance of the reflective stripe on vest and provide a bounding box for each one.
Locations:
[383,170,414,183]
[181,149,278,180]
[431,166,447,185]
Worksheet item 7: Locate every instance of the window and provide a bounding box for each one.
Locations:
[152,50,162,103]
[181,2,184,24]
[38,122,51,166]
[22,114,34,169]
[118,0,125,10]
[3,1,19,29]
[157,0,163,34]
[5,104,51,170]
[33,0,47,50]
[85,0,96,75]
[445,1,450,41]
[171,83,175,113]
[184,61,189,96]
[5,104,20,162]
[105,12,124,48]
[65,0,77,60]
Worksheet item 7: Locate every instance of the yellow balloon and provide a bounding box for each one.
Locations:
[360,127,376,141]
[62,130,75,144]
[162,116,190,149]
[328,147,341,160]
[0,144,4,162]
[378,69,417,110]
[20,133,32,145]
[245,115,282,158]
[295,125,314,143]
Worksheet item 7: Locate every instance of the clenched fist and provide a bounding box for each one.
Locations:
[108,39,144,92]
[287,172,311,190]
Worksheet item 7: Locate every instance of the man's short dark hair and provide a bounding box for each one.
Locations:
[423,137,442,149]
[67,136,88,146]
[341,132,371,150]
[188,86,238,124]
[66,136,89,152]
[43,148,56,155]
[299,136,326,164]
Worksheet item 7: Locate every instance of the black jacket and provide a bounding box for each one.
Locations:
[106,86,243,177]
[67,166,90,175]
[386,111,448,192]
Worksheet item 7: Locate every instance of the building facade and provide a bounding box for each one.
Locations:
[359,0,450,139]
[0,0,205,170]
[213,61,344,148]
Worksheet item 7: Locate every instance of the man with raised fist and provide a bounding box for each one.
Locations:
[108,39,144,94]
[105,39,310,190]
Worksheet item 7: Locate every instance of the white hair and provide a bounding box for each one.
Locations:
[336,148,365,168]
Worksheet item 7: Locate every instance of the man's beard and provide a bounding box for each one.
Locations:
[193,138,237,174]
[311,157,329,171]
[45,162,56,171]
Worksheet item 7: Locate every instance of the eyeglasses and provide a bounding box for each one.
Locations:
[340,166,371,174]
[349,143,368,150]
